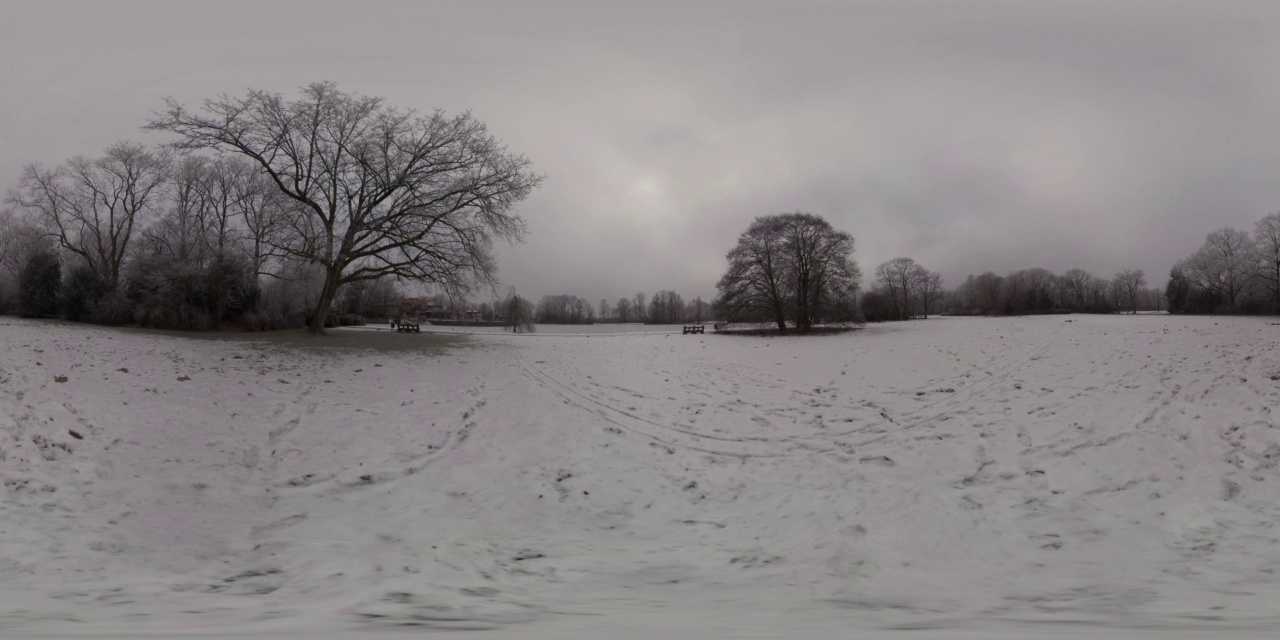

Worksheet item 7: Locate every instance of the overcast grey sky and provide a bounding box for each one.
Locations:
[3,0,1280,303]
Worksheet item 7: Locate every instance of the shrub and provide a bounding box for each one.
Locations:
[303,309,339,328]
[62,266,109,322]
[18,251,61,318]
[90,293,135,326]
[241,310,302,332]
[338,313,366,326]
[858,289,896,323]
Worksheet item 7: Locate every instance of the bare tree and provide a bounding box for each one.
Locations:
[874,257,918,320]
[1113,268,1146,314]
[0,208,46,281]
[633,292,646,323]
[235,169,288,280]
[646,290,684,324]
[502,288,535,333]
[870,258,941,319]
[917,270,943,317]
[686,296,709,323]
[1086,274,1112,311]
[1181,227,1256,312]
[1059,268,1092,310]
[1255,212,1280,309]
[716,215,790,329]
[599,298,610,321]
[615,297,633,323]
[536,294,596,324]
[143,155,206,262]
[9,141,169,293]
[974,272,1003,314]
[0,209,52,309]
[717,212,860,333]
[148,82,543,334]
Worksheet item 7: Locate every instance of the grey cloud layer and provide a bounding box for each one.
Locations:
[3,1,1278,302]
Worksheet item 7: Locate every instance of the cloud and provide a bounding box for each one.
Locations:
[3,0,1280,301]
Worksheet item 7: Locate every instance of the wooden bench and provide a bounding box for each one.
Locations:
[394,321,421,333]
[682,324,705,334]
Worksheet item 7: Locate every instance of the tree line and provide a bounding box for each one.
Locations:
[5,84,1280,334]
[1166,215,1280,314]
[505,291,713,324]
[942,266,1161,317]
[0,82,541,333]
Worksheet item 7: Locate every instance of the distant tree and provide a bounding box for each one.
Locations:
[149,82,543,334]
[1085,274,1113,312]
[874,257,919,320]
[0,209,54,312]
[1181,227,1256,312]
[1113,268,1146,314]
[858,287,897,322]
[1255,212,1280,310]
[234,169,288,281]
[870,258,941,319]
[1019,268,1057,312]
[18,250,61,318]
[973,272,1003,314]
[63,264,109,322]
[536,294,596,324]
[1166,266,1190,313]
[336,275,400,319]
[599,298,610,321]
[502,288,535,333]
[1138,286,1165,312]
[716,212,860,333]
[615,297,633,323]
[646,290,684,324]
[1059,268,1092,311]
[10,141,169,294]
[917,270,943,317]
[685,296,710,323]
[633,292,646,322]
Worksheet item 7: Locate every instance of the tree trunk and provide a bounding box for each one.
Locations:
[309,267,342,335]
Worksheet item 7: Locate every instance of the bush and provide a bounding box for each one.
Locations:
[62,266,109,322]
[135,306,214,330]
[303,309,339,328]
[90,293,135,326]
[241,310,301,332]
[338,313,366,326]
[18,251,61,318]
[858,289,896,323]
[125,254,261,330]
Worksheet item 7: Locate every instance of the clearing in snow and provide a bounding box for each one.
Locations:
[1,315,1279,638]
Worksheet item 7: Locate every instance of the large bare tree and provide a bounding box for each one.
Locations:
[917,269,944,317]
[615,297,633,323]
[1256,212,1280,309]
[9,141,169,293]
[1112,268,1146,314]
[148,82,542,334]
[1058,268,1092,310]
[874,257,926,320]
[717,212,860,333]
[1181,227,1255,312]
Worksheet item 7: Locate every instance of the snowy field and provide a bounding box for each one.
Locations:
[2,314,1279,639]
[414,322,687,335]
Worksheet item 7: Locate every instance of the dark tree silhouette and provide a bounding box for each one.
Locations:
[148,82,542,334]
[18,250,61,318]
[716,212,860,333]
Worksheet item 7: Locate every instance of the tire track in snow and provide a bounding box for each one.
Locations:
[516,356,838,459]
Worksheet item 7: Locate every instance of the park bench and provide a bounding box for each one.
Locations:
[394,321,421,333]
[682,324,705,335]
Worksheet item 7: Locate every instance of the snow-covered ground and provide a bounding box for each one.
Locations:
[2,314,1279,639]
